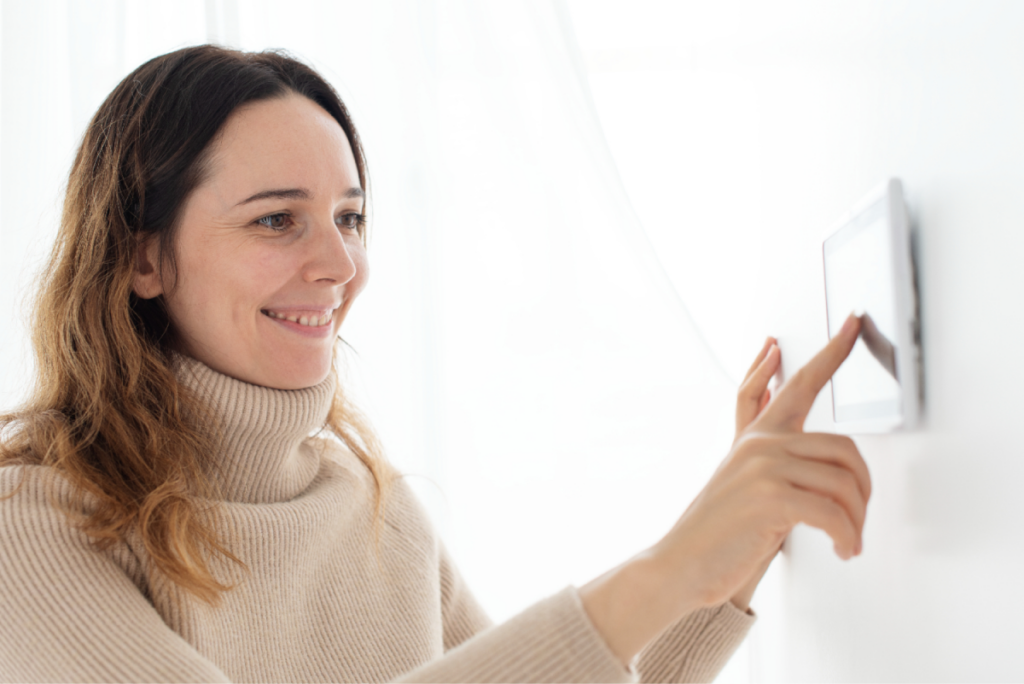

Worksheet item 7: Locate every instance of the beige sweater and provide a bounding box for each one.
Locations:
[0,359,754,683]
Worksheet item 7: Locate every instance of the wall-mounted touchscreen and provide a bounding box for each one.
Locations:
[823,179,922,432]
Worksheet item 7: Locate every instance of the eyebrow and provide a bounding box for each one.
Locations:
[235,186,364,206]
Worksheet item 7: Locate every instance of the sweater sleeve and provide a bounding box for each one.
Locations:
[400,583,753,684]
[398,586,632,683]
[402,540,753,684]
[634,602,755,683]
[0,466,230,684]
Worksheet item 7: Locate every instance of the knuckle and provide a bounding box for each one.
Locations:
[838,469,859,497]
[737,380,757,399]
[732,433,755,453]
[836,435,861,460]
[826,498,846,520]
[736,432,774,453]
[844,467,862,491]
[828,501,855,536]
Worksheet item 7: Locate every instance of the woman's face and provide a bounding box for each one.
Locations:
[134,94,368,390]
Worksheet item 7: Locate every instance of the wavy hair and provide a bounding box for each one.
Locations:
[0,45,392,603]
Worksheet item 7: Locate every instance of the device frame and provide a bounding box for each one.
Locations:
[822,178,922,434]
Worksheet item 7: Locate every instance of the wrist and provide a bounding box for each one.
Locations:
[728,547,776,613]
[729,589,754,613]
[579,550,702,665]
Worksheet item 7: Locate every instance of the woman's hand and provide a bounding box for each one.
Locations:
[662,312,870,611]
[580,314,871,665]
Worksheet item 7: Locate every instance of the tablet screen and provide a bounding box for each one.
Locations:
[823,197,902,422]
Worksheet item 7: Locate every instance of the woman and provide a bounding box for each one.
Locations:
[0,46,869,682]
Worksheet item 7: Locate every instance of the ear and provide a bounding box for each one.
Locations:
[132,235,164,299]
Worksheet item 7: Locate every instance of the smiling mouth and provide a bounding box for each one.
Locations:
[261,309,335,327]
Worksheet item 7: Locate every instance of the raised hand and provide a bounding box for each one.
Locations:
[581,314,872,665]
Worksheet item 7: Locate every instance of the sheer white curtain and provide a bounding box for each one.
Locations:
[0,0,745,676]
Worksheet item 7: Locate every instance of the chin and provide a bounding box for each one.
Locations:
[278,364,333,390]
[256,353,334,391]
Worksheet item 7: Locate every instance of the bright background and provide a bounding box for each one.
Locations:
[3,1,1024,681]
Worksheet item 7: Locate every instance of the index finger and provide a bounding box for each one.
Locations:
[758,314,861,431]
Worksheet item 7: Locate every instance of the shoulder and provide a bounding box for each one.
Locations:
[311,436,430,521]
[0,464,116,560]
[0,464,96,514]
[0,463,145,591]
[0,466,226,681]
[387,475,435,527]
[305,435,383,518]
[373,475,447,594]
[0,464,103,548]
[0,464,104,574]
[310,435,440,553]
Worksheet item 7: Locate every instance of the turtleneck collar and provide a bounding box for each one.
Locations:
[174,356,336,504]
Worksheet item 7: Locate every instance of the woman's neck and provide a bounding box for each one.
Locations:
[175,355,336,504]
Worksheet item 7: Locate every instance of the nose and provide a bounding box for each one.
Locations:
[302,217,359,285]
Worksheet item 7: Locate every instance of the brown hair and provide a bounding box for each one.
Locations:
[0,45,392,603]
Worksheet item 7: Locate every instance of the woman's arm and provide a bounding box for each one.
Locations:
[404,585,630,683]
[0,466,230,683]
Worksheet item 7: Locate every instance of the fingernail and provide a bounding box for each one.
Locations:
[840,314,857,336]
[856,539,863,555]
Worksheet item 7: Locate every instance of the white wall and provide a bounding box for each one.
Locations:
[570,1,1024,681]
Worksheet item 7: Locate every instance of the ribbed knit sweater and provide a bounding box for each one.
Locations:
[0,358,754,683]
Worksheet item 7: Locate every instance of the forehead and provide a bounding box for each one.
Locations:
[204,93,360,196]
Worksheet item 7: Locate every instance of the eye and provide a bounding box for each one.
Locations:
[337,212,368,234]
[255,213,292,231]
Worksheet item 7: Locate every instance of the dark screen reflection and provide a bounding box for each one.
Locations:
[859,313,897,381]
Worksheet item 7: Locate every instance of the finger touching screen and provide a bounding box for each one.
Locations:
[823,179,922,432]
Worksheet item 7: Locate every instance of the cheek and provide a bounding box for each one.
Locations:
[170,241,286,326]
[249,249,297,292]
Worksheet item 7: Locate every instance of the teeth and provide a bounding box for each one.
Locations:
[263,309,334,327]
